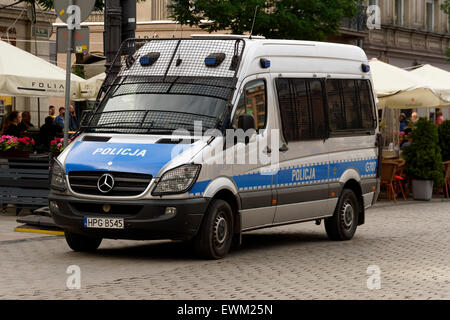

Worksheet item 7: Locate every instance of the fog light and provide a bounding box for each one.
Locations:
[165,207,177,215]
[49,201,59,212]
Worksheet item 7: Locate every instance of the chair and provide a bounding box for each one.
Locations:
[444,161,450,199]
[392,159,407,200]
[380,161,399,202]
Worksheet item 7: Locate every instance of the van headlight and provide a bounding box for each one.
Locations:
[152,164,201,196]
[50,161,66,191]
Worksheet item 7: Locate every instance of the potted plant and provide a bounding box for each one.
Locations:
[0,135,35,158]
[49,138,64,158]
[49,137,74,159]
[403,118,444,200]
[438,120,450,161]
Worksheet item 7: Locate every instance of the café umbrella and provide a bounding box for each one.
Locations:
[409,64,450,106]
[79,72,106,100]
[369,59,446,109]
[0,40,85,98]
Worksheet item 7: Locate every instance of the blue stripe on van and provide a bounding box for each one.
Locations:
[277,162,329,186]
[188,158,377,196]
[330,158,378,180]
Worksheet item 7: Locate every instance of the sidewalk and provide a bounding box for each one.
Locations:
[374,196,449,209]
[0,215,61,243]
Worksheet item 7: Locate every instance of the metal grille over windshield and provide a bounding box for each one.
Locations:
[81,38,245,134]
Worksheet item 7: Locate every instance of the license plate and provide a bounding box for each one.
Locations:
[84,217,124,229]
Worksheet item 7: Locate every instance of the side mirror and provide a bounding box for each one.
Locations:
[238,113,255,131]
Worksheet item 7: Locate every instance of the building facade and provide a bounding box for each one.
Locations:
[363,0,450,71]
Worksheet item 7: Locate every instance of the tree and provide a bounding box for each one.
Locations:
[168,0,362,41]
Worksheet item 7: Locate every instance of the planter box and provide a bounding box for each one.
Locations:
[412,179,434,201]
[0,150,30,158]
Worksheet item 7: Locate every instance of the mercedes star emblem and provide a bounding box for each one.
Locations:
[97,173,115,193]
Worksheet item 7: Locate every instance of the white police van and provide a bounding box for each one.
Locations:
[49,36,380,259]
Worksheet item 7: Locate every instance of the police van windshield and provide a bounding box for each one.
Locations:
[86,76,234,134]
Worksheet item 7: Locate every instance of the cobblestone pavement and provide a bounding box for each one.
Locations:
[0,200,449,300]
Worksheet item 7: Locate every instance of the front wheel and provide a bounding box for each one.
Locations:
[325,189,359,241]
[193,199,234,259]
[64,231,102,252]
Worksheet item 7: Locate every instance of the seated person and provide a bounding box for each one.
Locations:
[2,111,22,137]
[37,116,61,151]
[18,111,34,136]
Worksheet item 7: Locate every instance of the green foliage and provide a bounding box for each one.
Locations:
[403,118,444,186]
[72,65,85,79]
[168,0,361,40]
[438,120,450,161]
[441,0,450,15]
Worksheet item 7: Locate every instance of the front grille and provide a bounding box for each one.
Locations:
[68,171,152,196]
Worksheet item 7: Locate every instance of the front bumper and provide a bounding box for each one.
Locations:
[48,193,209,240]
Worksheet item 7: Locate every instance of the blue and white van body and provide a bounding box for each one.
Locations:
[49,36,380,258]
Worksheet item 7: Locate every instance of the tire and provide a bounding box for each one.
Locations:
[64,231,102,252]
[193,199,234,259]
[325,189,359,241]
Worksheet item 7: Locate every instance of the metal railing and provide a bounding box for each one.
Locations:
[341,5,367,32]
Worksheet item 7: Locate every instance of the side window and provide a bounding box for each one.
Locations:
[326,79,376,132]
[357,80,376,130]
[309,80,327,138]
[291,79,311,140]
[232,80,267,131]
[326,80,345,131]
[341,79,361,129]
[275,78,327,142]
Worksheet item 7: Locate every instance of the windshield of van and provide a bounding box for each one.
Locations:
[84,76,234,134]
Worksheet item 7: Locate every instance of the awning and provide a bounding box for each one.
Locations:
[79,72,105,101]
[369,59,446,109]
[409,64,450,105]
[0,40,85,99]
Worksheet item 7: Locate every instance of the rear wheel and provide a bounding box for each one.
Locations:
[64,231,102,252]
[193,199,234,259]
[325,189,359,241]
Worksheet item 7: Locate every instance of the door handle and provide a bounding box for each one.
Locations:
[279,144,289,152]
[263,146,272,154]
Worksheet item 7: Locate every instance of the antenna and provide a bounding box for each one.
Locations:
[249,5,258,40]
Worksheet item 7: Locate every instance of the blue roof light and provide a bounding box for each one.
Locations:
[139,52,160,67]
[362,63,370,73]
[205,53,226,67]
[140,56,150,66]
[260,58,271,69]
[205,57,217,66]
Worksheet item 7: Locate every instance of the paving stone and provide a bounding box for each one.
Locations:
[0,201,449,299]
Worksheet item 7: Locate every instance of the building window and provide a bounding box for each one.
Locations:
[394,0,404,26]
[426,0,434,31]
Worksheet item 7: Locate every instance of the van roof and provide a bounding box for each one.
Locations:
[190,34,367,61]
